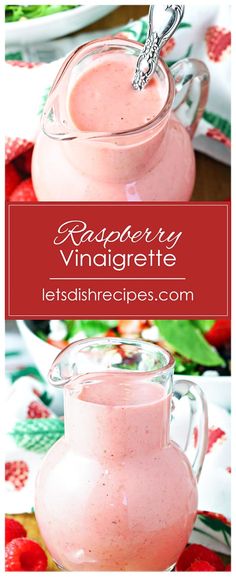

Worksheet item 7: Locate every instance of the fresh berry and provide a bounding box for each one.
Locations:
[5,163,21,200]
[10,178,37,202]
[205,320,231,348]
[5,137,33,164]
[176,544,225,572]
[5,518,27,545]
[207,427,226,453]
[27,401,51,419]
[5,461,29,491]
[15,148,33,177]
[5,538,47,571]
[225,564,231,571]
[188,560,216,571]
[205,26,231,62]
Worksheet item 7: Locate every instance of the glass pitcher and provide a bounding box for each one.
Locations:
[32,38,209,202]
[35,337,208,571]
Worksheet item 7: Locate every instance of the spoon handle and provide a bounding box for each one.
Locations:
[133,4,185,91]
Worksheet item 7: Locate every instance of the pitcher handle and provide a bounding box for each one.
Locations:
[172,379,208,480]
[170,58,210,138]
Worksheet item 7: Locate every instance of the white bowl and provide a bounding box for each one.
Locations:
[17,320,231,413]
[5,5,116,46]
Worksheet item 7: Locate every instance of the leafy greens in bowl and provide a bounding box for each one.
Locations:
[24,319,231,377]
[5,5,78,23]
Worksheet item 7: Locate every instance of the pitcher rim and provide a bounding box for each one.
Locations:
[42,37,175,141]
[48,336,175,387]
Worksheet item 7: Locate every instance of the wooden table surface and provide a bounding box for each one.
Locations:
[84,5,230,202]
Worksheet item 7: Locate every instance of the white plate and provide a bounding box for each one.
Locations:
[5,5,116,46]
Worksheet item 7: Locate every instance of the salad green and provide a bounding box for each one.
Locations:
[153,320,225,367]
[31,319,230,376]
[5,5,78,23]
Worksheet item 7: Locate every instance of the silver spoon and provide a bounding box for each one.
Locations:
[132,4,185,90]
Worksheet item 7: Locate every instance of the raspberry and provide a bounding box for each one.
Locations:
[10,178,37,202]
[176,544,225,571]
[5,163,21,200]
[188,560,216,571]
[27,401,51,419]
[5,538,47,571]
[15,148,33,178]
[5,461,29,490]
[5,518,27,545]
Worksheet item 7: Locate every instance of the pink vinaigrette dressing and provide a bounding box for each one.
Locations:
[69,53,166,133]
[32,48,197,201]
[35,372,197,571]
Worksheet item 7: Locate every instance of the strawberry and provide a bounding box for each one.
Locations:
[10,178,37,202]
[188,560,216,571]
[5,538,47,571]
[225,564,231,571]
[5,461,29,491]
[5,163,21,200]
[205,320,231,348]
[27,400,51,419]
[5,518,27,545]
[176,544,225,572]
[205,26,231,62]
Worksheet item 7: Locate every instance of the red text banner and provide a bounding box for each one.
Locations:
[6,202,230,319]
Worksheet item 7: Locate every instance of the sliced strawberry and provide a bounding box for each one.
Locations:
[5,518,27,545]
[176,544,225,572]
[5,461,29,491]
[27,400,51,419]
[5,163,21,200]
[10,178,37,202]
[205,320,231,347]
